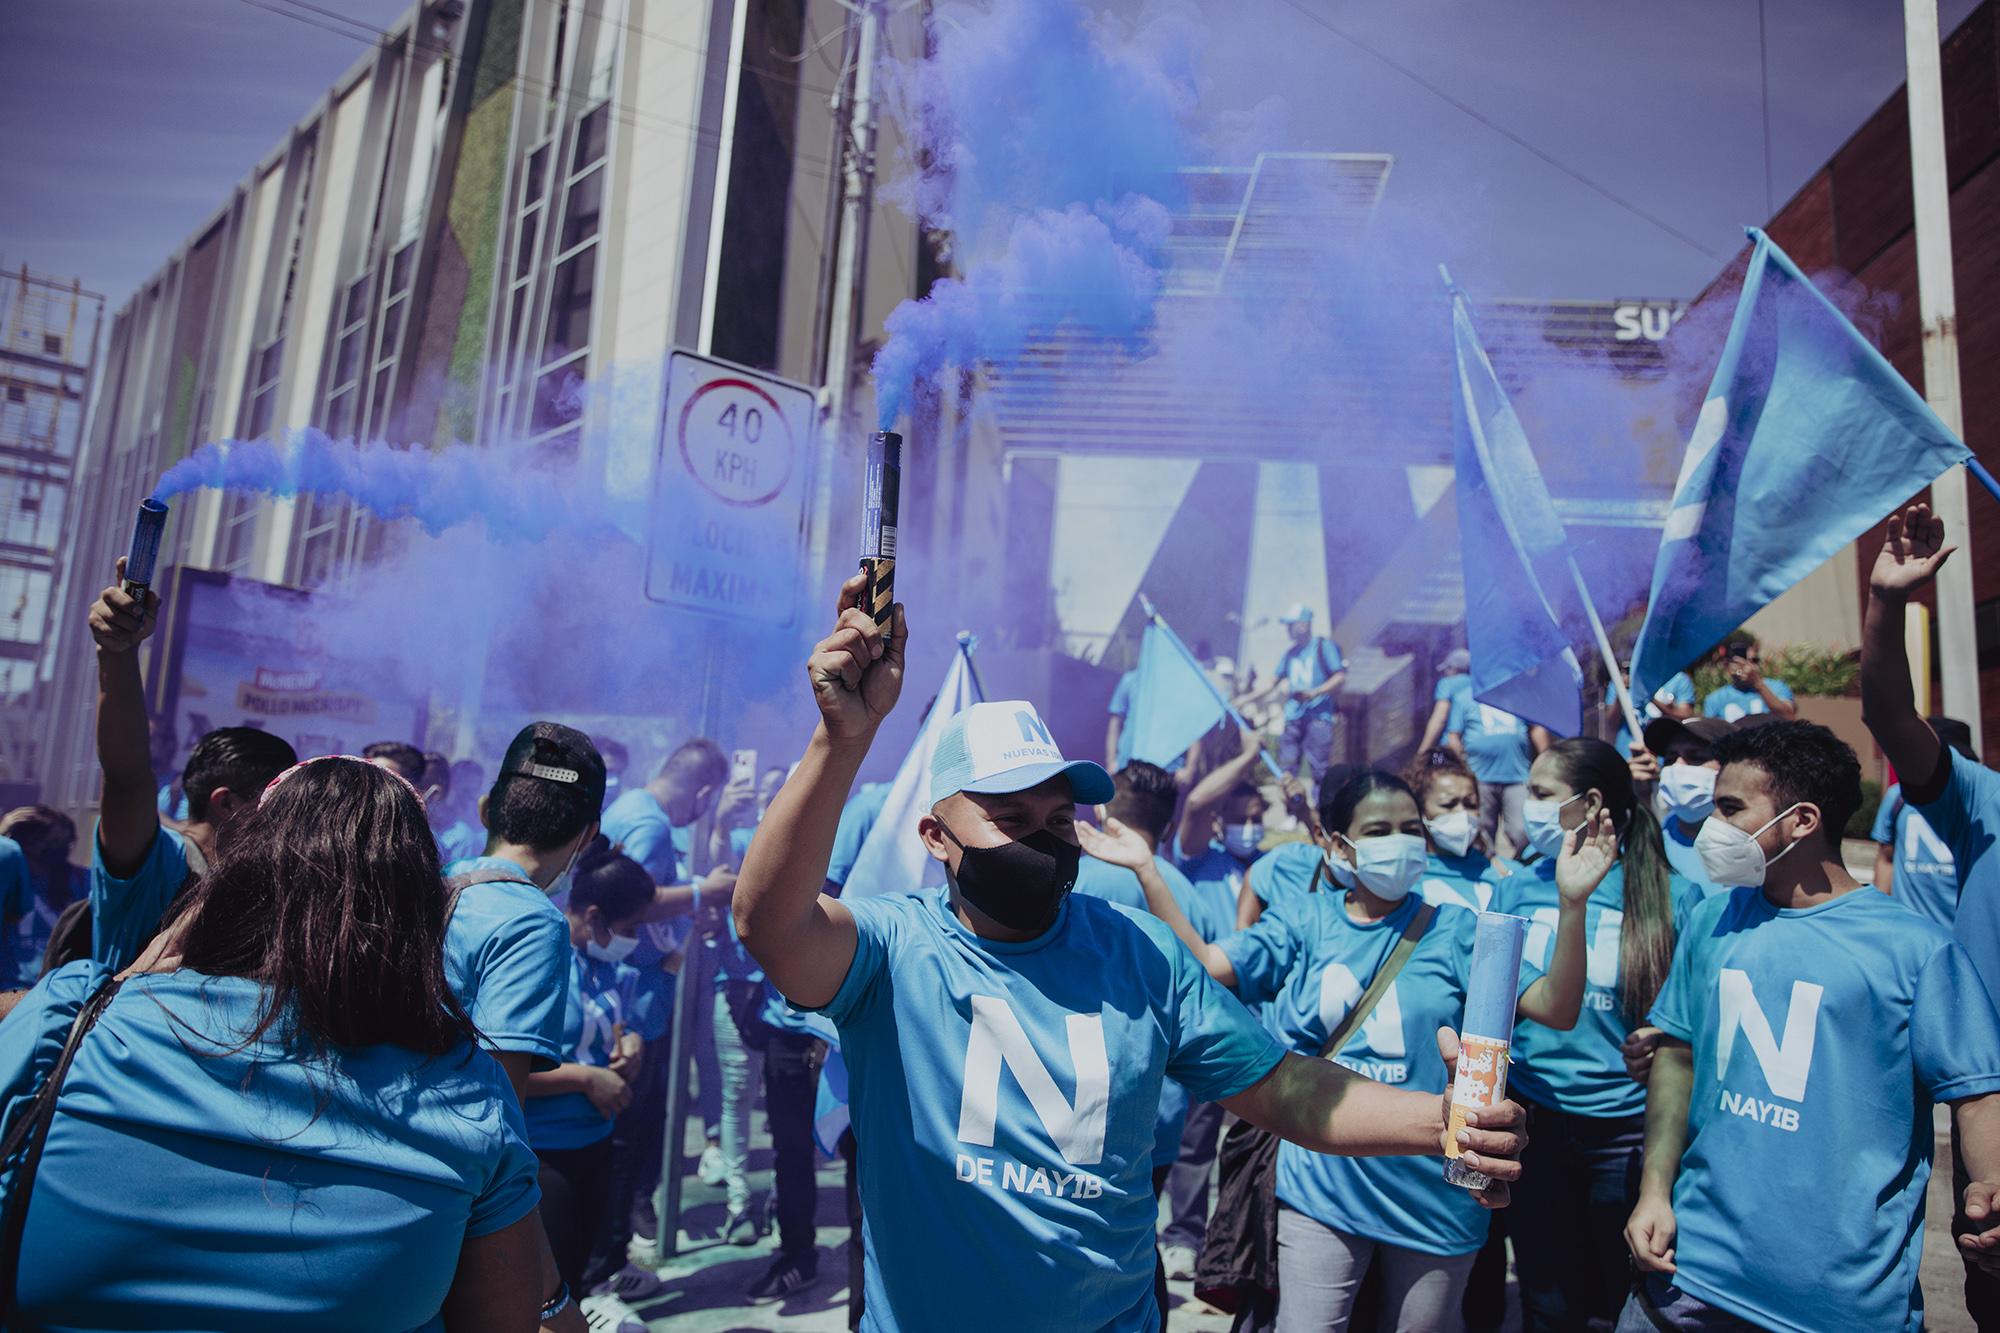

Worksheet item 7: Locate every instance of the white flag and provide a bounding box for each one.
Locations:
[841,641,984,898]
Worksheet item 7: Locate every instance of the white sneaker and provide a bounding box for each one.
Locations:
[581,1292,647,1333]
[698,1142,725,1186]
[1162,1244,1199,1281]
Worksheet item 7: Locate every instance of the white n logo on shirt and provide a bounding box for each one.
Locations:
[1716,968,1822,1103]
[1527,907,1623,989]
[1319,964,1406,1057]
[1904,811,1955,871]
[957,996,1110,1166]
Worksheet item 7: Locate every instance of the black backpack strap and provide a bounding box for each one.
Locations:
[0,973,124,1321]
[445,867,539,895]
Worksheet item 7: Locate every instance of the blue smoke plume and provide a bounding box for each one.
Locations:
[870,0,1202,428]
[152,429,596,540]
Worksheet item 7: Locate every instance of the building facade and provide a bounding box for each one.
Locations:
[39,0,926,809]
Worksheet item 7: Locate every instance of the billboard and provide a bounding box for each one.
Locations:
[148,568,427,761]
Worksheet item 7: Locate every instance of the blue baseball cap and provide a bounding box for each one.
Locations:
[1279,602,1314,624]
[929,701,1115,806]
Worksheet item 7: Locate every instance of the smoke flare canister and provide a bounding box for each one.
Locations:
[123,498,169,598]
[859,431,901,631]
[1444,911,1528,1191]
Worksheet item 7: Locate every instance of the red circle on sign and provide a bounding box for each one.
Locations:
[678,377,795,508]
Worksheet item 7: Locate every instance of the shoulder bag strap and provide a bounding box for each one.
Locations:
[1317,903,1434,1060]
[0,974,124,1321]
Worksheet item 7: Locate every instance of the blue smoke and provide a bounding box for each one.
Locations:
[870,0,1201,428]
[151,429,595,540]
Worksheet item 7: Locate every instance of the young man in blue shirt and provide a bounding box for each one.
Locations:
[1240,603,1345,796]
[1861,501,2000,1326]
[1699,637,1797,722]
[1870,715,1973,931]
[735,577,1527,1333]
[1622,719,2000,1332]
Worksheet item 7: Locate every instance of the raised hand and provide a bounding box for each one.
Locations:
[88,558,159,655]
[1627,744,1661,788]
[1074,814,1153,871]
[1871,502,1955,597]
[807,573,907,741]
[1555,809,1618,907]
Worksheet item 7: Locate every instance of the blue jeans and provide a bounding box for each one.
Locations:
[1614,1276,1762,1332]
[1509,1100,1645,1333]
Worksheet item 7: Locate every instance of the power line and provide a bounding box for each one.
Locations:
[1275,0,1730,264]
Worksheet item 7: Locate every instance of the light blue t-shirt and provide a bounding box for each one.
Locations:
[89,823,195,972]
[1916,750,2000,1001]
[1874,783,1958,931]
[1108,670,1136,719]
[1651,886,2000,1333]
[441,855,573,1069]
[600,788,685,1011]
[1447,694,1534,786]
[813,888,1286,1332]
[526,947,664,1151]
[0,962,541,1331]
[1277,637,1345,723]
[828,781,893,891]
[1419,850,1518,916]
[1434,674,1472,710]
[1701,678,1794,722]
[1073,853,1229,1168]
[434,818,484,865]
[1247,842,1327,918]
[1221,892,1541,1256]
[1495,858,1702,1118]
[1173,836,1250,937]
[0,837,41,987]
[1610,671,1697,757]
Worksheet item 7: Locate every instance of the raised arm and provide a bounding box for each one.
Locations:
[88,561,163,877]
[1175,726,1265,856]
[735,576,905,1009]
[1626,1037,1693,1273]
[1076,817,1238,986]
[1515,811,1617,1031]
[1862,503,1952,802]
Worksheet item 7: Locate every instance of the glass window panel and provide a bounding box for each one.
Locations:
[525,144,550,207]
[572,104,608,171]
[540,251,595,365]
[530,361,587,434]
[560,169,602,251]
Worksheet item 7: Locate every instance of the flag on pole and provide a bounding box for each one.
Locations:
[1117,621,1231,769]
[840,635,984,898]
[1630,229,1972,699]
[1448,279,1585,735]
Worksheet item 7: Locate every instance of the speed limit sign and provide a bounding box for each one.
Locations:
[645,350,817,624]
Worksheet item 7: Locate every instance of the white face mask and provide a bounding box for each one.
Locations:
[586,930,640,964]
[1222,822,1263,860]
[1694,805,1804,887]
[545,838,586,905]
[1521,792,1585,860]
[1340,833,1430,902]
[1317,850,1356,891]
[1425,811,1479,859]
[1657,765,1718,824]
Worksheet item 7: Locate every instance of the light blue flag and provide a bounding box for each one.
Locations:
[1449,282,1585,735]
[841,637,983,898]
[1631,229,1971,699]
[1119,620,1228,768]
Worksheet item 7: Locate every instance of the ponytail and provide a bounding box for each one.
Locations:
[1538,737,1676,1022]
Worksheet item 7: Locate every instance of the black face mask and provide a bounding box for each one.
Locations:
[940,823,1081,934]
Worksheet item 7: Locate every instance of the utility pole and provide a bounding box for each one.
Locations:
[807,0,885,592]
[1904,0,1982,752]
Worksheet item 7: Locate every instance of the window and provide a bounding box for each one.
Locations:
[41,334,60,357]
[573,104,608,171]
[219,493,261,572]
[321,271,372,441]
[541,251,594,364]
[242,336,285,440]
[4,386,22,405]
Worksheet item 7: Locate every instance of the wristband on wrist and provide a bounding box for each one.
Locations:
[540,1279,572,1320]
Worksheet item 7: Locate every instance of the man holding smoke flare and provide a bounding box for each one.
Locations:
[733,577,1528,1332]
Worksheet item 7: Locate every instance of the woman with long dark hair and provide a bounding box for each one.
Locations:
[0,756,544,1330]
[1089,770,1614,1332]
[1499,737,1701,1332]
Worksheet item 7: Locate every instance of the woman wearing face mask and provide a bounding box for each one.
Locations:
[1499,737,1700,1333]
[1093,771,1613,1332]
[525,842,665,1298]
[1406,751,1516,915]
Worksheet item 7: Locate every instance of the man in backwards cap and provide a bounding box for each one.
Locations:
[735,578,1526,1333]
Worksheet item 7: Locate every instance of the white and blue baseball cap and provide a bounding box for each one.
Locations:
[929,701,1115,806]
[1278,602,1314,624]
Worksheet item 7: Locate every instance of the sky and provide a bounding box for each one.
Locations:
[0,0,1982,310]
